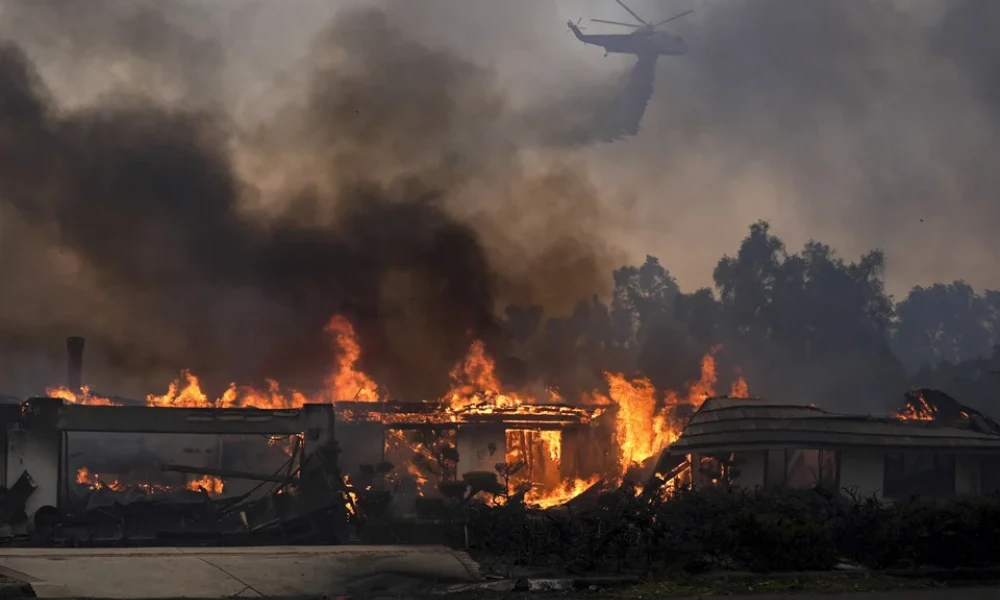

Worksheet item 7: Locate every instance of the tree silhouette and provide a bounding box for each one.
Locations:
[893,282,998,371]
[490,220,995,417]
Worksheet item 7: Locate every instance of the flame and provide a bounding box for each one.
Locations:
[343,474,358,516]
[220,379,309,410]
[730,376,749,398]
[606,347,747,474]
[146,371,211,408]
[444,340,525,411]
[185,475,225,495]
[46,386,117,406]
[268,433,303,456]
[75,467,124,492]
[384,428,454,496]
[141,316,376,409]
[325,316,380,402]
[606,375,667,470]
[56,317,752,511]
[525,476,600,509]
[505,430,564,505]
[896,393,936,421]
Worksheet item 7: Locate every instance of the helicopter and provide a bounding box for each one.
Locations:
[567,0,691,58]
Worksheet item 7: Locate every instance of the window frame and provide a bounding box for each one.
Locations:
[883,451,956,499]
[763,448,841,491]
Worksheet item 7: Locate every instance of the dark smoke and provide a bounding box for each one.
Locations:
[0,4,617,401]
[3,0,1000,414]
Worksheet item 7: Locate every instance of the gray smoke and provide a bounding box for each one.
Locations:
[1,0,999,404]
[0,1,621,400]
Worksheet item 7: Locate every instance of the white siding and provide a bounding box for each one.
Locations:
[456,425,506,479]
[6,428,60,518]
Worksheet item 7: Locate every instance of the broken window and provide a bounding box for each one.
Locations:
[764,448,839,491]
[883,452,955,498]
[697,453,743,485]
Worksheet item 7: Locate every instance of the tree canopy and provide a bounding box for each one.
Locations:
[499,220,999,416]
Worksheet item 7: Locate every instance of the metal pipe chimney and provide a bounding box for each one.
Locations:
[66,336,85,391]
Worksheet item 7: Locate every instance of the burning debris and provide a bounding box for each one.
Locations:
[44,310,749,522]
[894,388,1000,435]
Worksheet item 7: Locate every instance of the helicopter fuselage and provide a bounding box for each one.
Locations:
[568,23,688,57]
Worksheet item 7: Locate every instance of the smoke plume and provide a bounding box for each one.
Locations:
[0,2,619,400]
[1,0,999,410]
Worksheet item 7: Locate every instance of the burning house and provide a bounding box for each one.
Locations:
[0,309,752,543]
[665,390,1000,500]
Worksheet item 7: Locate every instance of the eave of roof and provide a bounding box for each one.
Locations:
[669,397,1000,453]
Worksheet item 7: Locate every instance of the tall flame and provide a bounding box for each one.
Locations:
[57,315,752,510]
[605,347,748,474]
[324,316,380,402]
[444,340,524,411]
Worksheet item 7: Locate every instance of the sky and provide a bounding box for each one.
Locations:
[0,0,998,396]
[6,0,998,298]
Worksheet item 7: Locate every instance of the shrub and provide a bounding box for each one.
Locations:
[452,486,1000,574]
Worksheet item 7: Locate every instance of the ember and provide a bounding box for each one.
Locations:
[76,466,122,491]
[896,393,936,421]
[185,475,225,496]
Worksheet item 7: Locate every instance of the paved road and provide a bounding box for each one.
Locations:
[0,546,480,598]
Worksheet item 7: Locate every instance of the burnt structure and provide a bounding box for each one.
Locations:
[0,336,609,544]
[4,399,337,519]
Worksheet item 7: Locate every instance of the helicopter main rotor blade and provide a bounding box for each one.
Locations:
[614,0,650,26]
[591,18,641,28]
[653,9,693,28]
